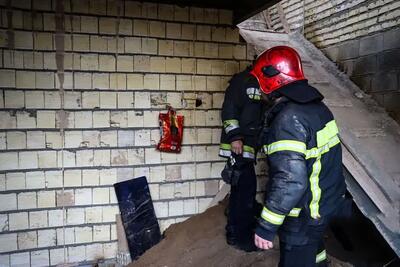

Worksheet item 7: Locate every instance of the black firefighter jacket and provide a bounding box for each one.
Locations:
[255,81,346,242]
[219,68,264,161]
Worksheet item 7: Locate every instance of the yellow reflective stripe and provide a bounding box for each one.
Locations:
[219,143,232,157]
[307,135,340,218]
[317,120,339,147]
[316,249,327,263]
[220,143,231,150]
[243,145,255,159]
[309,156,322,219]
[220,144,254,153]
[223,119,239,128]
[219,144,255,159]
[243,145,255,153]
[265,140,307,155]
[264,134,340,159]
[288,207,301,217]
[261,207,285,225]
[223,119,239,134]
[306,135,340,159]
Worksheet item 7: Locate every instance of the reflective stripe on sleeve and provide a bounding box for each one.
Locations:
[219,143,232,157]
[223,119,239,134]
[219,149,231,157]
[242,145,255,159]
[243,145,255,154]
[219,144,255,159]
[220,143,231,150]
[315,249,327,263]
[288,207,301,217]
[264,140,307,155]
[264,134,340,159]
[261,207,285,225]
[242,152,255,159]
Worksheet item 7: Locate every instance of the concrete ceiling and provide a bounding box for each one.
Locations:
[142,0,280,24]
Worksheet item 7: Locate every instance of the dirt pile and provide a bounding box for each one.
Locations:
[129,202,351,267]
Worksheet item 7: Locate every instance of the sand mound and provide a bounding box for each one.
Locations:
[129,201,351,267]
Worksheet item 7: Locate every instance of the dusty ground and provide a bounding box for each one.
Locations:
[130,201,352,267]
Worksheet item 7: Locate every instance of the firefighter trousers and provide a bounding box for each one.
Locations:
[278,216,328,267]
[226,161,258,243]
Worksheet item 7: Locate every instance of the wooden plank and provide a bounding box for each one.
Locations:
[239,28,289,42]
[261,9,273,29]
[277,3,290,34]
[116,214,129,253]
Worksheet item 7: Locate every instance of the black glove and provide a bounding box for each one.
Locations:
[221,155,242,186]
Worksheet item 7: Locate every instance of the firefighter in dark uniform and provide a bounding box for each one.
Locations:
[250,46,347,267]
[219,66,264,252]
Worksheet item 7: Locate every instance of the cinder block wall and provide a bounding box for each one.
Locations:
[0,0,252,265]
[266,0,400,122]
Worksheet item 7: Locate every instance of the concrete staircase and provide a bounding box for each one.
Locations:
[238,27,400,256]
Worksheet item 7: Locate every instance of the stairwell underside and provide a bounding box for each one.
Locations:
[238,27,400,256]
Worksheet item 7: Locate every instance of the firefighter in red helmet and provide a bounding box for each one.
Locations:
[251,46,347,267]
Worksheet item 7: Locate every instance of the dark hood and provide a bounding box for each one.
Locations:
[276,80,324,103]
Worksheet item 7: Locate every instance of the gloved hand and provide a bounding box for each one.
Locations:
[221,155,242,186]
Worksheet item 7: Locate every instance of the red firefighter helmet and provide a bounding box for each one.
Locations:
[250,46,305,95]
